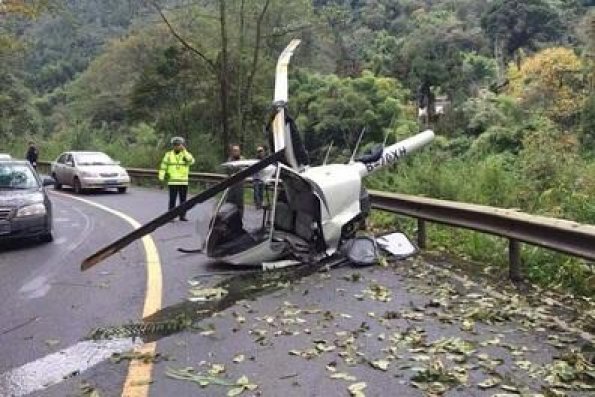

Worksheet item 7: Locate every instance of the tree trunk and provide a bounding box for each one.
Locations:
[219,0,230,158]
[240,0,270,148]
[236,0,245,147]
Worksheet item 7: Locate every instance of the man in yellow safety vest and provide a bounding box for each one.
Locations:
[158,136,195,221]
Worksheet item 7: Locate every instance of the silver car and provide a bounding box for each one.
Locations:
[51,151,130,194]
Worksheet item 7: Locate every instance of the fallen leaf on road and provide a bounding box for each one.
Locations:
[460,319,474,331]
[330,372,357,381]
[227,375,258,396]
[499,384,519,392]
[370,359,390,371]
[165,367,235,387]
[208,364,225,375]
[348,382,366,397]
[477,377,500,389]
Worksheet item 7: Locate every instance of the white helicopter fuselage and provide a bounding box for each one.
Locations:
[206,130,435,266]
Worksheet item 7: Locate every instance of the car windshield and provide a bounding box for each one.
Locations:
[75,153,116,166]
[0,163,38,189]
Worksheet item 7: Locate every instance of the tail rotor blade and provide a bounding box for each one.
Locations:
[81,150,285,271]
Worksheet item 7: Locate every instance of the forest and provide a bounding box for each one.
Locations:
[1,0,594,295]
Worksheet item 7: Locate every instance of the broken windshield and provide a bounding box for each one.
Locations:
[0,164,39,189]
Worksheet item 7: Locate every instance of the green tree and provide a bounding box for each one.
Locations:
[290,70,411,160]
[481,0,563,78]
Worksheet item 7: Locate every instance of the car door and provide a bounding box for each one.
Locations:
[53,153,67,184]
[63,154,75,185]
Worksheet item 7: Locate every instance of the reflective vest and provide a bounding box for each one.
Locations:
[158,150,195,185]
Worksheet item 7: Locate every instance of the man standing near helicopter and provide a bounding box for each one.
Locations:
[225,144,245,215]
[158,137,195,221]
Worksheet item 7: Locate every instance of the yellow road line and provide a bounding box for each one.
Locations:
[51,192,162,397]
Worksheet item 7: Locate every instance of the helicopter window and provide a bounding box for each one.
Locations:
[274,201,295,232]
[275,169,324,247]
[295,212,314,240]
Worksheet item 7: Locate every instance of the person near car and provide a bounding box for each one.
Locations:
[26,141,38,170]
[252,146,266,209]
[158,137,195,221]
[226,144,245,214]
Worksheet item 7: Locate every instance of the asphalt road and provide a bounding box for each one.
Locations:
[0,186,592,397]
[0,186,213,397]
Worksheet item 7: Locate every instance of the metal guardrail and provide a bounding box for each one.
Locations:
[370,190,595,280]
[38,161,595,280]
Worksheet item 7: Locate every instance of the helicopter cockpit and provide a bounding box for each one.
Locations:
[203,165,325,265]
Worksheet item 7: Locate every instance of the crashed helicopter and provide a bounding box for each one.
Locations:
[81,39,434,271]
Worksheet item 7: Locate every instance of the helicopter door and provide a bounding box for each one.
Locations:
[205,178,273,259]
[270,167,325,257]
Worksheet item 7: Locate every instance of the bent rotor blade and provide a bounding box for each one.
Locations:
[81,150,285,271]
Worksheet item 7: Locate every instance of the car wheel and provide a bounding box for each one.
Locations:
[40,232,53,243]
[53,173,62,190]
[73,177,83,194]
[117,187,127,194]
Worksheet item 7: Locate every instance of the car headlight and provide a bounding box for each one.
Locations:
[17,203,47,217]
[81,171,98,177]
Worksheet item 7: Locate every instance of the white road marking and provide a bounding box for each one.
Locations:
[1,191,162,396]
[0,338,141,397]
[18,203,93,300]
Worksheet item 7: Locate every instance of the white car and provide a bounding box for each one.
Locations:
[51,151,130,194]
[0,154,12,160]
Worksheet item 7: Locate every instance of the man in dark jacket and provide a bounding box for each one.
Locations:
[26,141,38,170]
[252,146,266,209]
[226,144,245,214]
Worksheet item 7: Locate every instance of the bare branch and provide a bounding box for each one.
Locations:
[243,0,271,109]
[149,0,216,72]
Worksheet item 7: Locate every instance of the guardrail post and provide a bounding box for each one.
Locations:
[509,239,521,282]
[417,219,427,249]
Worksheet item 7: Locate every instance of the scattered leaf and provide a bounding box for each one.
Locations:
[370,359,390,371]
[208,364,225,375]
[330,372,357,381]
[477,378,500,389]
[348,382,367,397]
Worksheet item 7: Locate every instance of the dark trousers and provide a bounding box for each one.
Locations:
[168,184,188,218]
[253,180,264,209]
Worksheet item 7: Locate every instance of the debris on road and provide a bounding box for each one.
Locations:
[84,255,593,396]
[165,367,258,396]
[110,350,168,364]
[188,286,228,302]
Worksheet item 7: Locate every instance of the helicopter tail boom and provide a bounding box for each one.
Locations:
[357,129,435,177]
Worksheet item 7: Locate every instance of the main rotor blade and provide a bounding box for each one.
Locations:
[81,150,285,271]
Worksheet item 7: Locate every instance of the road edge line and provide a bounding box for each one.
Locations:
[51,192,162,397]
